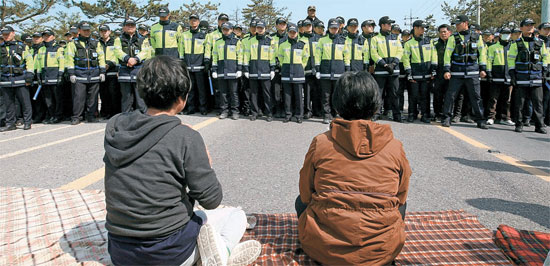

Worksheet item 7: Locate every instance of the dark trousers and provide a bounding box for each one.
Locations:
[239,77,250,115]
[99,76,120,117]
[42,84,63,119]
[442,77,484,121]
[271,73,284,116]
[409,80,430,117]
[433,75,449,118]
[375,75,401,118]
[218,79,239,114]
[514,86,545,128]
[2,86,32,125]
[249,79,272,116]
[320,79,337,118]
[72,82,100,120]
[487,83,512,121]
[480,80,491,116]
[295,196,407,221]
[544,82,550,124]
[187,71,208,113]
[283,82,304,119]
[120,82,146,113]
[0,88,5,125]
[30,84,46,122]
[307,76,322,117]
[61,76,73,119]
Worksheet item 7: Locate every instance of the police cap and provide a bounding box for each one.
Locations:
[288,23,298,32]
[276,17,287,25]
[328,19,340,29]
[379,16,395,25]
[303,19,312,26]
[361,20,376,28]
[78,21,92,30]
[158,6,169,17]
[538,22,550,30]
[189,14,199,20]
[42,28,55,36]
[1,25,14,34]
[520,18,535,27]
[218,13,229,21]
[451,15,469,25]
[347,18,359,27]
[99,24,110,31]
[412,20,428,29]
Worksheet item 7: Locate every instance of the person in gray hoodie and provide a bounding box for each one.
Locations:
[103,55,261,266]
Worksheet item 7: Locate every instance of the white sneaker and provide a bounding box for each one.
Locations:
[198,224,229,266]
[487,119,494,125]
[503,119,515,126]
[227,240,262,266]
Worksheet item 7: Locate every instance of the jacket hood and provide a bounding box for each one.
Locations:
[330,118,394,159]
[104,110,181,167]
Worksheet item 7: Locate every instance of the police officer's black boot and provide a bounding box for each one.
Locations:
[535,127,547,134]
[514,123,523,133]
[442,117,451,127]
[0,124,16,132]
[477,121,489,130]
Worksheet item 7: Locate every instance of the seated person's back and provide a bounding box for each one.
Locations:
[297,71,412,266]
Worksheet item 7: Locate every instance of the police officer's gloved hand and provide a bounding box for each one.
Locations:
[70,75,77,84]
[270,71,275,80]
[212,72,218,79]
[25,72,34,85]
[204,59,211,72]
[100,74,106,82]
[244,72,249,79]
[315,72,321,80]
[385,64,394,75]
[486,71,493,82]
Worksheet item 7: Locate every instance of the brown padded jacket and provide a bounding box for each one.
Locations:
[298,118,412,265]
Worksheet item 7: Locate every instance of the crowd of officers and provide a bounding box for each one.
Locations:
[0,5,549,134]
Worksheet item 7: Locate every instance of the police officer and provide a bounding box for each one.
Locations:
[278,23,309,123]
[299,18,318,119]
[212,22,243,119]
[244,20,275,121]
[30,32,46,123]
[99,24,120,118]
[305,5,321,26]
[114,29,122,38]
[205,14,229,112]
[181,14,209,115]
[35,28,64,124]
[150,6,182,57]
[239,19,258,117]
[397,29,411,114]
[370,16,403,122]
[315,18,350,124]
[199,21,209,32]
[115,18,152,114]
[361,19,377,73]
[138,24,149,38]
[485,27,514,126]
[508,18,549,134]
[433,24,452,121]
[271,17,288,118]
[403,20,437,123]
[0,26,34,131]
[345,18,365,72]
[538,22,550,126]
[314,21,325,37]
[69,25,79,39]
[65,21,106,125]
[442,15,488,129]
[482,30,495,46]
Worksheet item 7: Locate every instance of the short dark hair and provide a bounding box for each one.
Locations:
[137,56,191,110]
[438,24,452,32]
[332,71,380,120]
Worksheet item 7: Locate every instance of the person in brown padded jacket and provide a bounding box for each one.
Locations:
[296,71,412,266]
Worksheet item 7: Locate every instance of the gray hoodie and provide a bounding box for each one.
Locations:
[104,110,222,238]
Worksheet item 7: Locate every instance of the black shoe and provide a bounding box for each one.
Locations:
[421,117,431,123]
[452,116,460,123]
[23,123,31,130]
[393,116,403,123]
[407,116,415,123]
[266,116,273,122]
[442,118,451,127]
[200,111,208,116]
[249,115,257,121]
[71,118,81,125]
[0,124,16,132]
[477,121,489,130]
[523,120,531,127]
[16,119,23,126]
[283,117,291,123]
[51,117,61,124]
[322,117,330,124]
[43,118,52,124]
[231,113,239,120]
[304,112,312,120]
[535,127,547,134]
[86,117,97,123]
[461,116,475,123]
[297,118,303,124]
[219,113,228,119]
[514,124,523,133]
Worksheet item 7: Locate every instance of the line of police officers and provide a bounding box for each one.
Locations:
[0,5,548,134]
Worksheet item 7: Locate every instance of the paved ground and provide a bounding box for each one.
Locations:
[0,111,549,233]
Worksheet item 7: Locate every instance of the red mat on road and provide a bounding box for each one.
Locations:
[0,187,512,265]
[494,224,550,266]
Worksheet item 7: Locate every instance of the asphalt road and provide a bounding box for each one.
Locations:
[0,111,548,233]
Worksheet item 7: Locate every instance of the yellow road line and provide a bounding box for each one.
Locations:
[437,126,550,182]
[0,125,72,144]
[0,129,104,160]
[59,117,219,190]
